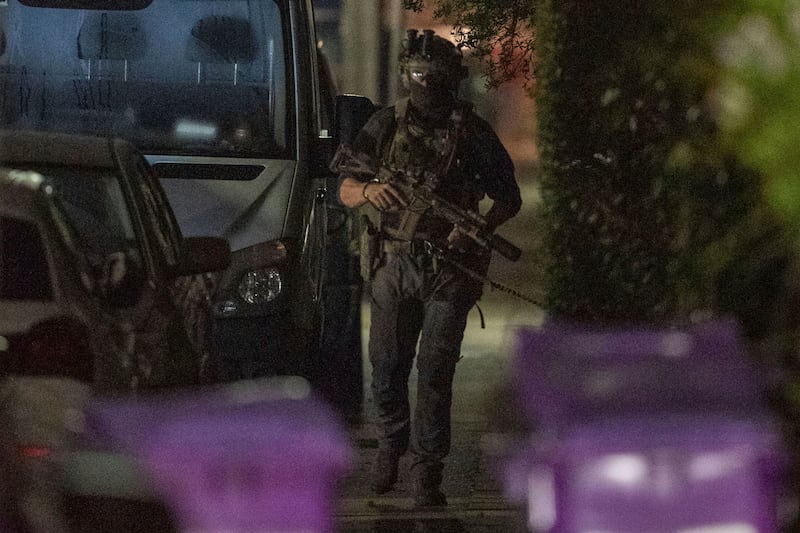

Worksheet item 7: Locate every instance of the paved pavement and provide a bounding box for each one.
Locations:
[333,172,545,532]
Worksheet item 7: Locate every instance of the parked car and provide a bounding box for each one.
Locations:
[0,130,231,392]
[0,129,231,531]
[0,167,112,532]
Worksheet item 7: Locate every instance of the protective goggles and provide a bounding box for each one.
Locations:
[406,61,451,85]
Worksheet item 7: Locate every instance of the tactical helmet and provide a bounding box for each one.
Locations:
[399,29,468,91]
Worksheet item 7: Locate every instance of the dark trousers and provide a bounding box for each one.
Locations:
[368,251,482,491]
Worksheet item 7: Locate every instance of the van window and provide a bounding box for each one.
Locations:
[0,0,291,159]
[0,216,53,301]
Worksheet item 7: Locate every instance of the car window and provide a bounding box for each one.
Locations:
[132,156,180,265]
[44,193,101,294]
[28,166,145,275]
[0,216,53,301]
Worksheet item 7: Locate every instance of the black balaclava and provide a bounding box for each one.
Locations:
[408,73,455,118]
[402,30,463,119]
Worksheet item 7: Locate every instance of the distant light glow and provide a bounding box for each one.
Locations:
[174,119,218,140]
[7,169,43,189]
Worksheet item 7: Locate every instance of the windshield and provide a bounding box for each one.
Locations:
[0,0,290,158]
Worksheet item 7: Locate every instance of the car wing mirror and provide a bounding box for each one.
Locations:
[171,236,232,277]
[333,94,376,147]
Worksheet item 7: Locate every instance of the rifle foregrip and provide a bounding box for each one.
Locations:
[490,233,522,262]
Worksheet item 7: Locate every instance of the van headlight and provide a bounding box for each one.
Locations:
[238,267,282,304]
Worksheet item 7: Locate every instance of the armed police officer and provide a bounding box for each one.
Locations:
[337,29,522,508]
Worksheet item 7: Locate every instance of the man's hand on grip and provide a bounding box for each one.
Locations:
[364,182,407,211]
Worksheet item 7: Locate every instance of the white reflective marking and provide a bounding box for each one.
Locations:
[593,453,649,487]
[677,523,757,533]
[688,450,745,481]
[528,467,556,531]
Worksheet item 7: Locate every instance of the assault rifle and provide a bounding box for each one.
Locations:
[330,145,522,262]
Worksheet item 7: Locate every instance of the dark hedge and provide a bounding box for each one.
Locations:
[534,3,800,524]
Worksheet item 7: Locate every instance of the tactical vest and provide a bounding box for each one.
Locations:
[379,98,481,242]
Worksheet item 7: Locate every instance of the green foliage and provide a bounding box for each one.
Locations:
[714,2,800,475]
[535,1,734,323]
[401,0,536,87]
[715,1,800,244]
[520,0,799,342]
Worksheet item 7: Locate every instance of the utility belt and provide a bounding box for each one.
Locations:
[381,237,440,276]
[381,238,432,256]
[360,213,448,281]
[358,226,440,282]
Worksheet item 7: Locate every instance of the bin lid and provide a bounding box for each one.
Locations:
[84,377,352,467]
[83,377,353,531]
[513,319,771,428]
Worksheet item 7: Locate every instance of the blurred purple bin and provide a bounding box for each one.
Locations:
[84,377,353,533]
[500,320,788,533]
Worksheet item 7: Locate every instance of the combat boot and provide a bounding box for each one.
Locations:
[411,460,447,507]
[370,448,401,494]
[413,488,447,508]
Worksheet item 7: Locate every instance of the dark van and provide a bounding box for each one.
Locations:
[0,0,371,413]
